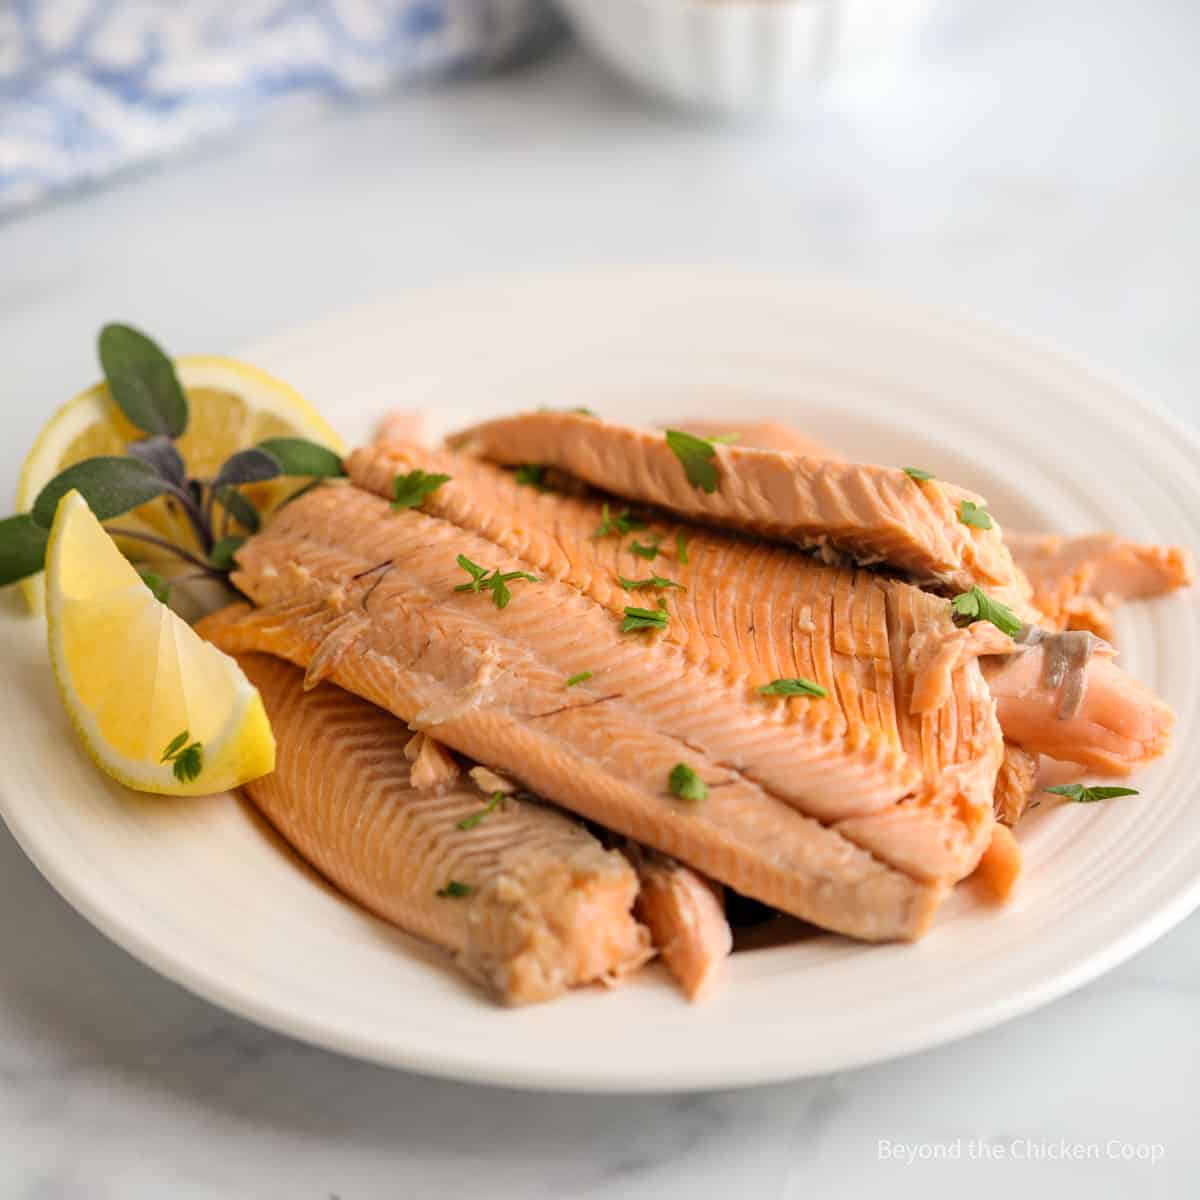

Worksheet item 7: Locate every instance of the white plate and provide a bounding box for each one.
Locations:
[3,267,1199,1093]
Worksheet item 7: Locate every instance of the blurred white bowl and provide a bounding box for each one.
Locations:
[555,0,935,115]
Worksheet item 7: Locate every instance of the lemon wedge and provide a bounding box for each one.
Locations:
[45,490,275,795]
[18,356,344,612]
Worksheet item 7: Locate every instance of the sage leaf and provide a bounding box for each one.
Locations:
[138,569,170,604]
[98,324,188,437]
[213,447,280,489]
[127,435,186,487]
[0,514,49,586]
[257,437,345,478]
[32,457,166,528]
[212,485,261,533]
[209,536,246,571]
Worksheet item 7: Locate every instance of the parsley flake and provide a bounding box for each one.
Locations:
[391,469,451,510]
[565,671,593,688]
[160,729,203,783]
[675,530,689,565]
[593,503,648,539]
[903,467,933,482]
[958,500,993,530]
[621,605,670,633]
[436,880,473,898]
[758,677,828,699]
[630,538,660,561]
[454,554,537,609]
[665,429,720,494]
[668,763,707,802]
[514,464,550,491]
[618,573,684,592]
[1045,784,1139,804]
[457,792,503,830]
[949,586,1023,638]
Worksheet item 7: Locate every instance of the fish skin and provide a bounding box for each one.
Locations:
[227,650,650,1005]
[446,410,1027,597]
[983,646,1174,774]
[631,850,732,1002]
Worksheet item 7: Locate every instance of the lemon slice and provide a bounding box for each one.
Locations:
[46,490,275,795]
[18,356,345,611]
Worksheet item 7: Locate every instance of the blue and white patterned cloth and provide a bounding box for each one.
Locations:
[0,0,560,216]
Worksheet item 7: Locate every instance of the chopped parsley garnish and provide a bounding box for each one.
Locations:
[454,554,538,609]
[565,670,593,688]
[665,429,720,494]
[618,573,684,592]
[758,677,828,699]
[629,538,660,561]
[668,763,707,802]
[514,464,550,491]
[958,500,993,530]
[391,469,451,510]
[161,729,203,783]
[675,530,689,565]
[593,503,648,539]
[621,605,670,633]
[903,467,933,482]
[457,792,503,830]
[1045,784,1139,804]
[436,880,473,898]
[950,586,1023,638]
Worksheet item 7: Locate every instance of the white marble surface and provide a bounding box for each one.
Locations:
[2,0,1199,1195]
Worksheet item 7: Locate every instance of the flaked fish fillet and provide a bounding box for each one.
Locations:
[202,479,1008,939]
[447,410,1027,597]
[994,742,1039,827]
[226,651,650,1005]
[630,850,732,1001]
[1008,531,1195,641]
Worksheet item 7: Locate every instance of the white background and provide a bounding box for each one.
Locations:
[1,0,1197,1195]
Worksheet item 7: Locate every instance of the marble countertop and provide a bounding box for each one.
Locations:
[2,1,1198,1195]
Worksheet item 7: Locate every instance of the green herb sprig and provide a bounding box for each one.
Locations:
[1045,784,1139,804]
[0,324,346,590]
[958,500,993,530]
[668,763,707,802]
[618,574,684,592]
[161,729,203,783]
[758,677,828,699]
[565,671,593,688]
[392,469,451,510]
[436,880,473,898]
[621,605,670,633]
[457,792,504,830]
[454,554,538,609]
[593,504,647,539]
[950,586,1023,638]
[665,429,721,494]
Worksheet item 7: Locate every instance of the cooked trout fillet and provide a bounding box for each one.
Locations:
[349,443,1003,872]
[447,411,1027,596]
[200,488,1004,939]
[631,850,732,1001]
[225,651,649,1005]
[1007,531,1196,640]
